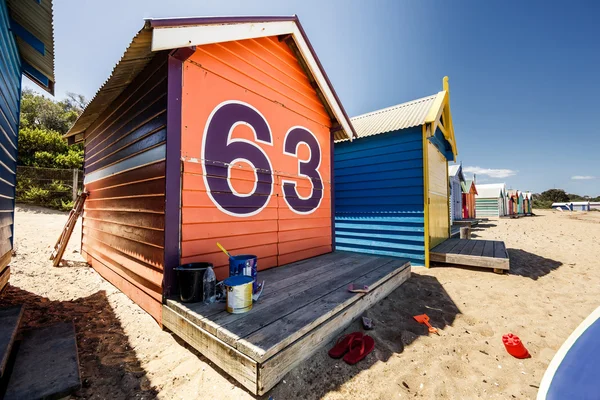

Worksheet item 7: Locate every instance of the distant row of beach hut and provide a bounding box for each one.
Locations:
[552,202,593,211]
[448,164,477,223]
[473,183,533,217]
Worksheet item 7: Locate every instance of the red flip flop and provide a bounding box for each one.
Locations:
[343,335,375,365]
[328,332,363,359]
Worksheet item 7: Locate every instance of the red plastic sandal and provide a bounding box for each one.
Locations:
[328,332,363,359]
[343,335,375,365]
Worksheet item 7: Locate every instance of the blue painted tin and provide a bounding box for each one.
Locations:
[229,254,258,292]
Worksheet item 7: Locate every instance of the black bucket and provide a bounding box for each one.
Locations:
[174,262,212,303]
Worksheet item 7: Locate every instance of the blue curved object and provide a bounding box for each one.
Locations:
[538,307,600,400]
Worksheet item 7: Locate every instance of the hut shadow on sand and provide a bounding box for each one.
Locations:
[0,286,157,399]
[471,222,497,230]
[507,248,562,280]
[261,273,460,399]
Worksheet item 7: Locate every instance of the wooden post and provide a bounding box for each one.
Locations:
[460,226,471,239]
[72,169,78,201]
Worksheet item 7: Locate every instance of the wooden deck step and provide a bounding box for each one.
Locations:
[0,306,23,378]
[163,251,412,395]
[430,239,510,271]
[4,322,81,400]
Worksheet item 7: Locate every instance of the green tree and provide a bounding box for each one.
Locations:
[538,189,569,203]
[18,127,83,169]
[16,89,86,210]
[19,89,84,134]
[532,189,570,209]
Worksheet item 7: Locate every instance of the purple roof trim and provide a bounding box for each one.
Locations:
[148,15,357,139]
[149,15,297,28]
[293,17,357,139]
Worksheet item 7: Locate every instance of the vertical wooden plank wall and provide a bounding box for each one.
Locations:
[179,37,333,279]
[427,140,450,248]
[81,54,168,322]
[0,0,21,293]
[334,128,426,266]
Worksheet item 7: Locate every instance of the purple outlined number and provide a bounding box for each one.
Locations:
[202,101,274,217]
[282,127,323,214]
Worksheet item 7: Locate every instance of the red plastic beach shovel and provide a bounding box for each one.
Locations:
[414,314,440,336]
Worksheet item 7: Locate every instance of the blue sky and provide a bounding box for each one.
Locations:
[24,0,600,195]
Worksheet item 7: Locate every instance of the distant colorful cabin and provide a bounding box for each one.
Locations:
[334,78,458,267]
[448,164,465,223]
[517,191,524,214]
[506,190,519,215]
[461,179,477,219]
[523,192,532,214]
[475,183,506,217]
[63,16,356,323]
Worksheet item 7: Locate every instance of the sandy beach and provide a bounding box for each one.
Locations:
[1,205,599,399]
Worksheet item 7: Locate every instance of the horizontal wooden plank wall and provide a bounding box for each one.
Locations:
[475,197,501,217]
[81,54,168,323]
[334,127,426,266]
[0,0,21,292]
[180,37,333,280]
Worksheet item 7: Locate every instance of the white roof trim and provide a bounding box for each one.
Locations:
[151,21,353,141]
[151,21,296,50]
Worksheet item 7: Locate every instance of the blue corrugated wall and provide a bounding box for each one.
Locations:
[0,0,21,276]
[334,127,425,266]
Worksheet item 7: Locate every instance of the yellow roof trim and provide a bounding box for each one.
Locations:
[424,90,446,125]
[424,76,458,160]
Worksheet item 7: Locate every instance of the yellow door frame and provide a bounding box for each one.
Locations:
[423,76,458,268]
[422,123,430,268]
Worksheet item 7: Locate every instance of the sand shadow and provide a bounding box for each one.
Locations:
[263,273,460,399]
[507,249,562,280]
[0,286,157,399]
[471,222,497,231]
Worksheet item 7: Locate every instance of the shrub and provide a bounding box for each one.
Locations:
[21,186,51,203]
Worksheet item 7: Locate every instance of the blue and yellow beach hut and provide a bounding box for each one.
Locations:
[334,77,458,267]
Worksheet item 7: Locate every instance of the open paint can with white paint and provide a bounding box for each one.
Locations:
[223,275,253,314]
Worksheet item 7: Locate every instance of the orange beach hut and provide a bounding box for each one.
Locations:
[63,16,356,323]
[462,179,477,219]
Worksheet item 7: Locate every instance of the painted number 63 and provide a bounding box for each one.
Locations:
[202,101,323,217]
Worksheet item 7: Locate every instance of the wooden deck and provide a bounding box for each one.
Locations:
[430,239,510,271]
[452,219,480,227]
[163,251,411,395]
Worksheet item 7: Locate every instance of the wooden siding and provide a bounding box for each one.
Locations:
[180,36,333,280]
[476,198,501,217]
[463,191,476,219]
[82,54,168,323]
[449,175,462,223]
[334,128,426,266]
[0,0,21,291]
[427,140,450,248]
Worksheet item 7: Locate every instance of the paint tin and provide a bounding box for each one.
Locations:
[229,255,258,292]
[223,275,253,314]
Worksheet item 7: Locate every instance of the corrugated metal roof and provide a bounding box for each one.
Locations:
[65,16,356,142]
[7,0,55,94]
[336,95,436,143]
[476,183,506,198]
[462,179,477,194]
